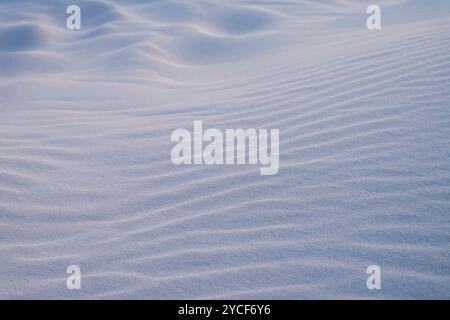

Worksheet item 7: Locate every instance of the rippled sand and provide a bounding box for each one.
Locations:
[0,0,449,299]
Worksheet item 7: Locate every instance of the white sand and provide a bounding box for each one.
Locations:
[0,0,449,299]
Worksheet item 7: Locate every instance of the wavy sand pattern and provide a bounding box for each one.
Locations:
[0,0,449,299]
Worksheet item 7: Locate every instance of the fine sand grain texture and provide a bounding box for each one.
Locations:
[0,0,449,299]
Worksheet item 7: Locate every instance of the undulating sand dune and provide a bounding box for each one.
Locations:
[0,0,449,299]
